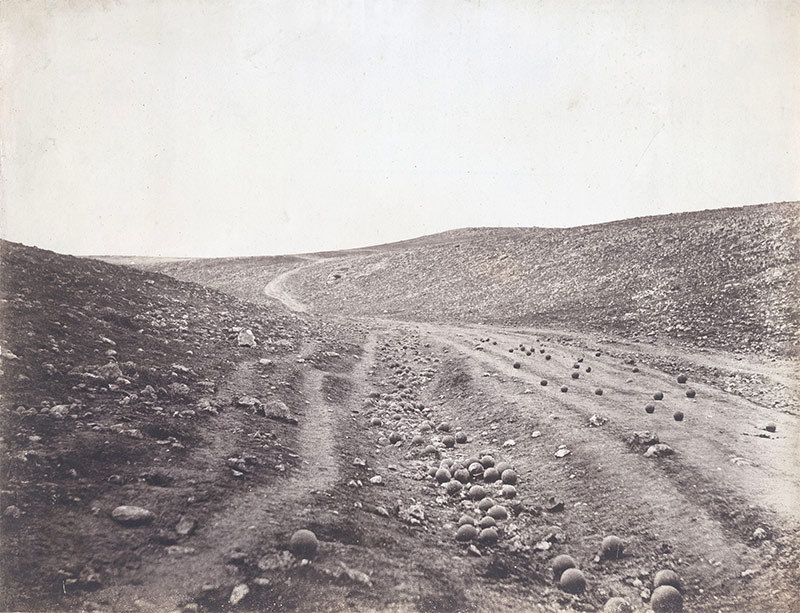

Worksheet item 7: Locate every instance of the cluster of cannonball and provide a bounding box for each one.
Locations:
[549,535,625,596]
[380,417,469,452]
[551,554,586,594]
[646,374,695,421]
[650,569,684,611]
[443,455,518,545]
[600,567,683,611]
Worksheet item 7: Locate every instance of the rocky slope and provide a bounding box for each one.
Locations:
[285,202,800,356]
[0,240,358,610]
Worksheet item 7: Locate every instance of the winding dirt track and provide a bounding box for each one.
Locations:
[88,335,378,612]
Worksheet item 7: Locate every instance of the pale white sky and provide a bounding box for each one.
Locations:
[1,0,798,257]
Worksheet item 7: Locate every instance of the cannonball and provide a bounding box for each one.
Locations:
[419,422,432,433]
[389,432,403,444]
[645,404,655,414]
[561,386,569,392]
[513,362,521,369]
[454,468,471,484]
[469,485,487,500]
[650,585,683,612]
[480,455,496,468]
[653,569,681,591]
[685,389,696,398]
[458,514,475,526]
[501,469,518,485]
[559,568,586,594]
[603,597,632,613]
[601,535,624,559]
[541,379,548,386]
[455,524,478,542]
[477,497,496,512]
[595,352,601,357]
[487,505,508,520]
[422,444,439,456]
[673,411,684,422]
[495,461,512,474]
[677,374,688,384]
[595,388,603,396]
[540,348,545,354]
[442,435,456,448]
[585,366,592,373]
[545,354,551,360]
[654,391,664,400]
[501,484,517,498]
[440,458,454,469]
[478,515,497,529]
[571,372,579,379]
[426,466,438,478]
[464,456,479,467]
[551,554,577,580]
[468,462,485,476]
[477,527,499,544]
[455,431,468,444]
[435,468,452,483]
[370,417,382,426]
[289,529,318,559]
[765,423,777,433]
[437,422,451,432]
[632,367,640,373]
[483,467,500,483]
[573,363,580,369]
[445,480,462,496]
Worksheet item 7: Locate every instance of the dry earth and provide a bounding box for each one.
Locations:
[3,203,799,612]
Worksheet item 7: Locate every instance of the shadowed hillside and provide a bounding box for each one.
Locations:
[285,202,799,355]
[0,241,356,610]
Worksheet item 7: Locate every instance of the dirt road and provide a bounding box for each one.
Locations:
[246,264,800,612]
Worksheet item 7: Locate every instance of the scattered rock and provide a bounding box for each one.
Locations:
[175,516,196,536]
[111,505,155,526]
[643,444,675,458]
[604,597,633,612]
[588,414,608,427]
[629,431,659,448]
[229,583,250,606]
[237,330,257,347]
[263,400,298,425]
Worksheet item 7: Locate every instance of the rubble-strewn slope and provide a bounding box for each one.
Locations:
[0,241,344,610]
[288,203,799,355]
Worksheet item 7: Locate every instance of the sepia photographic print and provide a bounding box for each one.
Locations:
[1,1,798,611]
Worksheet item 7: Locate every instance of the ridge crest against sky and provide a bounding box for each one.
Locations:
[2,1,798,257]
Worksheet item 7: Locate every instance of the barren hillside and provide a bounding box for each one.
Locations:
[3,203,799,613]
[287,203,800,356]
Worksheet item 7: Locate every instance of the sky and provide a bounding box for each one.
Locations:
[1,0,798,257]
